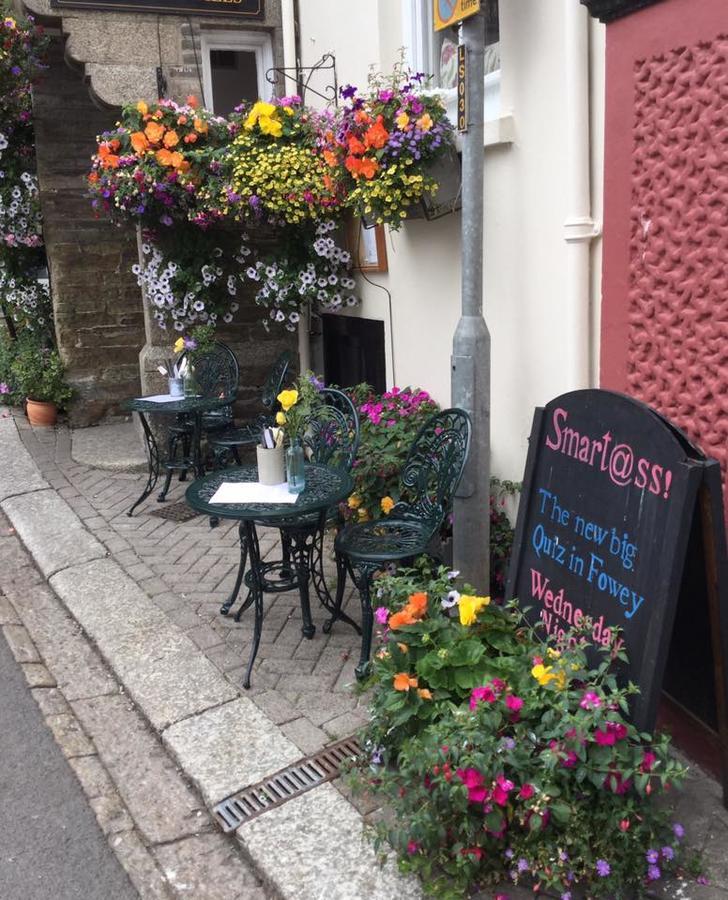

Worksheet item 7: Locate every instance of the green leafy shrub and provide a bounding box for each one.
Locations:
[354,566,689,899]
[10,341,72,406]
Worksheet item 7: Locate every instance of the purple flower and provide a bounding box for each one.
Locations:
[307,373,324,391]
[378,89,394,103]
[340,84,357,99]
[160,214,173,226]
[673,823,685,840]
[697,875,710,885]
[517,858,529,874]
[374,606,389,625]
[646,849,659,864]
[183,337,197,350]
[0,382,10,395]
[647,865,661,882]
[11,65,21,76]
[504,848,514,860]
[561,894,571,900]
[595,859,611,877]
[661,846,674,861]
[370,746,384,765]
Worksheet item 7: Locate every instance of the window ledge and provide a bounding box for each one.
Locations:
[483,114,515,148]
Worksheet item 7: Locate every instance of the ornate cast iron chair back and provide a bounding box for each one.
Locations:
[303,387,360,475]
[181,341,239,402]
[393,408,472,533]
[261,351,291,410]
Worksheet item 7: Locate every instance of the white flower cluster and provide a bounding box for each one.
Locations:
[0,170,43,248]
[240,220,359,332]
[134,242,241,331]
[0,263,52,333]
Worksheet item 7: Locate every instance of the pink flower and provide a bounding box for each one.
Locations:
[505,695,523,712]
[518,783,535,800]
[561,750,578,768]
[580,691,601,710]
[456,767,490,804]
[492,774,514,807]
[407,840,419,855]
[374,606,389,625]
[470,685,497,709]
[0,382,10,395]
[640,751,657,773]
[594,727,616,746]
[460,847,483,860]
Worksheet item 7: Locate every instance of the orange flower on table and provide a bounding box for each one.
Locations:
[130,131,149,153]
[144,121,165,145]
[136,100,148,116]
[364,116,389,149]
[163,130,180,148]
[393,673,418,691]
[193,118,208,134]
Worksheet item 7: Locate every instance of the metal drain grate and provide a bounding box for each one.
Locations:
[212,735,361,832]
[149,501,199,522]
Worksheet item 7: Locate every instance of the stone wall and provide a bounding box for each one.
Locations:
[33,37,145,426]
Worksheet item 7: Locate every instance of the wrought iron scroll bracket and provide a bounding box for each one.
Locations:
[265,52,338,105]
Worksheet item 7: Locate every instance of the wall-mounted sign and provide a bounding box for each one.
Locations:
[50,0,263,18]
[434,0,480,32]
[507,388,728,789]
[456,44,467,132]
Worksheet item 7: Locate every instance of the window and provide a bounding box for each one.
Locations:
[402,0,501,124]
[200,31,274,116]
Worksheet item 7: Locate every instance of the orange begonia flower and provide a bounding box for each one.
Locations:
[393,673,418,691]
[397,643,409,653]
[177,115,188,125]
[109,139,120,151]
[417,688,433,700]
[130,131,149,153]
[408,593,428,617]
[323,174,334,191]
[155,148,174,166]
[186,95,200,109]
[101,154,120,169]
[358,157,379,179]
[87,172,99,184]
[144,121,165,145]
[354,110,372,125]
[364,116,389,149]
[136,100,148,116]
[193,118,208,134]
[183,133,198,144]
[388,608,417,630]
[323,149,338,168]
[163,130,180,148]
[347,135,366,156]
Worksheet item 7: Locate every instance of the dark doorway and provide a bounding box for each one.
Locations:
[322,314,386,394]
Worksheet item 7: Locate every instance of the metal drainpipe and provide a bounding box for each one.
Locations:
[563,0,600,388]
[281,0,311,372]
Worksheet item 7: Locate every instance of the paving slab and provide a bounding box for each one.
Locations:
[2,489,106,577]
[100,627,239,731]
[50,557,171,640]
[238,782,422,900]
[163,697,302,806]
[72,694,209,845]
[72,421,147,473]
[0,415,47,501]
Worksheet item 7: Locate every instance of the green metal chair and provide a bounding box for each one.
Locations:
[158,341,239,501]
[331,408,472,678]
[220,387,360,623]
[208,349,291,467]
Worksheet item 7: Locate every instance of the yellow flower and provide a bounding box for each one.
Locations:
[358,508,370,522]
[277,389,299,411]
[546,647,561,659]
[531,663,556,686]
[244,101,277,130]
[258,115,283,137]
[275,411,287,426]
[347,494,362,509]
[173,337,185,353]
[458,595,490,626]
[380,496,395,515]
[416,113,433,131]
[395,111,410,130]
[136,100,148,116]
[553,670,568,690]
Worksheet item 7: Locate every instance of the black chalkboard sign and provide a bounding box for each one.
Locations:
[506,390,728,800]
[50,0,263,18]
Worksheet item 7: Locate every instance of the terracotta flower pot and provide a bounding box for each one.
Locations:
[26,398,58,427]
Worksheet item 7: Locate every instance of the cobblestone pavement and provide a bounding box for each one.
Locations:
[13,413,369,759]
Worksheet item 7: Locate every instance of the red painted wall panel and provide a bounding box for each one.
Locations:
[601,0,728,514]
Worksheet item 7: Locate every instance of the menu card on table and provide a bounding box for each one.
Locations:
[209,482,299,505]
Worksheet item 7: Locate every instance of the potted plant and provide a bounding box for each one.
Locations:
[11,343,72,426]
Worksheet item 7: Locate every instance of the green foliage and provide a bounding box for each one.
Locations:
[343,384,439,522]
[353,566,691,899]
[10,340,72,406]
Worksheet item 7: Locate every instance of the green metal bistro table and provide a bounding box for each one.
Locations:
[185,464,353,688]
[126,395,230,517]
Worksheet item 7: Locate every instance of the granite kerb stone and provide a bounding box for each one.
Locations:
[0,416,48,502]
[2,488,107,578]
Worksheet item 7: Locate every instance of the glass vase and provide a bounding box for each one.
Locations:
[285,440,306,494]
[183,366,200,398]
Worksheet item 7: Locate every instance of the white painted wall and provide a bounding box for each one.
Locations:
[294,1,605,484]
